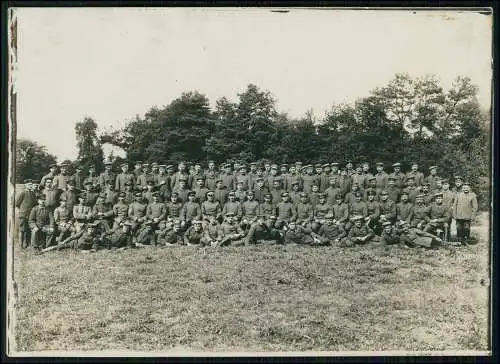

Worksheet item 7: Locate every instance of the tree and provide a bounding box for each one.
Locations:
[15,139,57,183]
[75,117,104,173]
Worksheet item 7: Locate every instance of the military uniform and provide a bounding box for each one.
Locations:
[343,220,374,247]
[184,225,205,245]
[317,222,346,245]
[411,201,431,228]
[15,184,37,247]
[28,203,55,249]
[276,195,297,228]
[452,186,478,242]
[396,199,414,223]
[53,173,71,191]
[201,200,222,221]
[284,226,317,245]
[99,169,116,189]
[53,204,73,243]
[181,201,202,223]
[296,198,314,227]
[115,168,135,192]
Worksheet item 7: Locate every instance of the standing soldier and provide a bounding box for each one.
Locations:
[332,194,350,230]
[374,162,388,190]
[15,179,37,248]
[345,161,355,177]
[309,183,321,208]
[285,165,302,192]
[112,192,129,228]
[214,179,228,206]
[241,190,260,231]
[205,168,219,191]
[53,162,71,191]
[136,163,153,191]
[253,177,268,204]
[83,165,100,190]
[28,194,55,251]
[396,191,414,225]
[452,176,464,194]
[155,165,170,190]
[133,161,143,179]
[406,163,425,187]
[263,161,272,178]
[452,182,478,244]
[115,163,135,192]
[389,162,406,189]
[192,176,209,203]
[301,165,318,194]
[70,166,83,190]
[99,161,116,189]
[142,180,156,205]
[364,177,380,202]
[421,183,433,205]
[441,179,455,239]
[313,164,323,190]
[312,193,332,232]
[386,176,401,203]
[266,164,281,192]
[344,182,363,206]
[128,192,148,234]
[171,162,193,190]
[330,162,340,177]
[325,176,342,205]
[102,181,118,207]
[403,176,420,204]
[123,181,135,204]
[346,191,367,231]
[288,180,302,205]
[270,178,284,205]
[43,178,60,213]
[220,163,235,191]
[361,162,374,189]
[351,165,366,190]
[151,162,160,179]
[425,166,441,191]
[192,162,205,181]
[337,169,352,197]
[40,163,58,187]
[73,192,93,231]
[205,160,218,177]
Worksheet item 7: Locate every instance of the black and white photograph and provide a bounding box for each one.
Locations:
[6,7,493,356]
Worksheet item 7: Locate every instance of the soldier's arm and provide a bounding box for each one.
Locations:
[15,191,24,208]
[28,207,37,228]
[128,205,134,218]
[103,207,114,218]
[49,211,55,228]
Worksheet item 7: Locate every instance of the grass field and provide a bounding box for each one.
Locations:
[11,214,490,354]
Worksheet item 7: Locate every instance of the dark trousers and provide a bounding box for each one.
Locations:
[455,219,471,241]
[16,215,31,248]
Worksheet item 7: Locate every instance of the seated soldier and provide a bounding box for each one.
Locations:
[223,191,243,221]
[92,193,114,235]
[112,192,129,228]
[341,215,375,247]
[128,192,148,234]
[56,221,103,252]
[275,191,297,230]
[253,177,268,204]
[312,193,333,232]
[134,220,156,246]
[53,195,74,244]
[217,212,246,247]
[378,190,397,225]
[192,176,208,203]
[316,213,346,246]
[411,194,431,229]
[345,191,367,232]
[396,191,414,224]
[241,190,260,231]
[200,215,223,247]
[295,192,314,229]
[181,191,202,227]
[379,221,401,245]
[201,191,222,225]
[157,219,184,246]
[423,192,451,240]
[259,193,276,220]
[244,215,283,245]
[184,220,205,246]
[103,220,135,249]
[284,221,324,246]
[28,194,55,251]
[165,192,184,227]
[399,221,443,248]
[288,180,301,205]
[146,191,167,226]
[332,193,349,231]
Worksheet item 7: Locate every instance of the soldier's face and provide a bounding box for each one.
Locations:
[319,197,326,204]
[264,197,271,203]
[300,196,307,203]
[356,168,362,174]
[411,165,418,172]
[384,226,392,234]
[292,184,299,191]
[194,224,202,232]
[443,183,450,190]
[325,219,333,225]
[307,168,313,175]
[381,195,388,201]
[179,181,186,188]
[38,199,45,206]
[197,180,204,187]
[436,196,443,204]
[315,168,322,174]
[430,169,437,175]
[46,181,53,188]
[135,164,141,170]
[336,198,342,204]
[354,220,362,227]
[250,165,257,172]
[171,196,178,202]
[288,223,296,230]
[463,186,470,193]
[159,168,166,174]
[332,167,338,173]
[26,182,33,190]
[281,167,287,174]
[329,179,336,186]
[122,166,128,172]
[289,167,296,174]
[257,169,263,176]
[195,165,201,172]
[347,163,353,170]
[265,165,271,171]
[61,167,67,174]
[257,182,264,188]
[240,169,246,175]
[229,195,236,201]
[376,166,383,173]
[60,200,66,207]
[455,181,463,188]
[323,167,331,174]
[271,168,278,175]
[352,184,359,191]
[273,182,280,189]
[178,164,186,172]
[408,179,415,186]
[362,165,369,172]
[282,196,289,202]
[153,197,159,203]
[247,195,254,201]
[312,186,319,192]
[423,186,429,193]
[207,194,214,201]
[394,167,400,173]
[416,197,423,204]
[388,180,395,187]
[224,167,231,173]
[50,167,57,174]
[436,181,443,189]
[401,195,408,202]
[355,196,361,202]
[209,162,215,169]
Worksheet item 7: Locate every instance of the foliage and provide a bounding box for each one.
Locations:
[15,139,57,183]
[75,117,105,173]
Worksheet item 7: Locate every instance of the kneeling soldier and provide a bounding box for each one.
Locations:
[341,215,375,247]
[317,213,346,246]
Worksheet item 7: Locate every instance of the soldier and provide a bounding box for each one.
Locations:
[275,191,297,230]
[379,221,401,245]
[285,165,302,192]
[92,193,114,233]
[205,168,219,191]
[247,162,259,189]
[43,178,60,212]
[294,161,303,176]
[192,176,208,203]
[213,178,228,206]
[301,165,318,194]
[222,191,243,221]
[424,192,451,241]
[421,183,433,206]
[142,180,156,205]
[99,161,116,189]
[244,215,283,245]
[136,163,153,191]
[82,180,99,206]
[336,169,351,197]
[332,193,349,230]
[389,162,406,189]
[201,191,222,224]
[40,163,58,187]
[217,212,246,247]
[330,162,340,177]
[345,161,354,177]
[325,176,342,205]
[181,191,202,227]
[309,183,321,208]
[296,192,314,229]
[155,165,170,192]
[425,166,441,191]
[433,178,444,194]
[364,177,380,202]
[220,163,235,191]
[452,182,478,244]
[102,181,118,206]
[151,162,160,179]
[365,190,381,232]
[344,182,363,206]
[280,163,289,184]
[241,190,260,231]
[317,213,346,245]
[157,219,184,246]
[270,178,284,204]
[133,161,143,179]
[386,176,401,203]
[70,166,84,190]
[253,177,268,204]
[403,176,420,204]
[173,177,191,204]
[171,162,192,190]
[53,162,71,191]
[312,193,332,232]
[399,221,443,248]
[361,162,374,189]
[322,163,332,176]
[53,195,74,244]
[396,191,414,225]
[346,191,368,232]
[341,215,375,247]
[146,192,167,225]
[15,179,37,247]
[378,190,397,225]
[284,221,324,246]
[411,194,431,229]
[205,160,218,177]
[192,162,205,181]
[134,221,156,246]
[259,193,276,219]
[374,162,388,190]
[406,163,425,187]
[234,180,247,202]
[83,165,100,190]
[201,216,223,247]
[123,181,135,204]
[314,164,323,190]
[351,165,366,190]
[165,192,184,225]
[112,192,129,228]
[266,164,281,192]
[252,165,267,190]
[441,179,455,239]
[288,180,302,205]
[72,192,93,232]
[105,220,135,249]
[452,176,464,194]
[115,163,135,192]
[128,192,148,234]
[166,164,176,179]
[28,194,55,251]
[183,220,204,246]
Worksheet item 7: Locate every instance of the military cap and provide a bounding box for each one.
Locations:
[152,191,160,197]
[269,214,277,219]
[324,213,334,219]
[441,178,449,184]
[416,194,425,198]
[134,192,143,198]
[178,176,188,182]
[331,162,339,166]
[135,161,143,165]
[78,192,87,199]
[281,191,289,197]
[380,190,388,195]
[60,161,70,167]
[104,161,112,166]
[433,192,443,198]
[382,221,392,227]
[463,181,471,186]
[49,163,57,169]
[264,193,272,198]
[225,212,235,217]
[295,161,302,165]
[170,191,179,197]
[23,179,33,184]
[187,191,196,197]
[281,163,288,168]
[400,190,409,196]
[142,163,150,168]
[305,164,313,169]
[429,165,438,170]
[215,178,223,183]
[122,220,132,227]
[290,180,300,186]
[392,162,401,167]
[454,176,463,180]
[299,192,308,198]
[158,164,166,169]
[196,175,205,181]
[411,162,419,166]
[255,177,264,182]
[271,164,279,169]
[246,190,255,195]
[151,162,159,167]
[354,191,362,197]
[32,180,40,184]
[166,164,174,170]
[351,215,363,222]
[272,177,282,183]
[124,181,132,186]
[368,176,376,181]
[208,160,215,164]
[89,165,96,170]
[222,163,231,168]
[118,192,126,198]
[120,163,128,168]
[322,163,330,169]
[228,191,236,196]
[59,194,67,202]
[376,162,384,167]
[84,180,92,185]
[314,163,322,168]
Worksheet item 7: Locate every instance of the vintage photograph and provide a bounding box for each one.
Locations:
[7,7,492,356]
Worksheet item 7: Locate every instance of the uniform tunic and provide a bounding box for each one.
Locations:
[220,173,235,190]
[253,187,268,204]
[113,202,129,220]
[406,171,425,187]
[201,200,221,219]
[44,188,60,210]
[276,201,296,222]
[70,173,83,190]
[314,203,332,219]
[389,172,406,189]
[366,200,380,220]
[99,171,116,189]
[53,174,71,191]
[302,174,318,194]
[350,201,368,218]
[184,227,204,245]
[379,229,401,245]
[379,200,397,221]
[242,200,260,220]
[318,224,345,241]
[115,173,135,192]
[29,206,54,228]
[396,202,414,222]
[165,201,183,219]
[412,204,430,226]
[181,202,201,221]
[284,227,314,245]
[53,206,72,226]
[214,188,228,206]
[325,187,342,205]
[332,202,349,223]
[147,202,167,220]
[223,201,243,219]
[15,190,37,218]
[385,186,401,203]
[296,202,314,223]
[73,204,92,221]
[453,192,478,220]
[259,202,276,218]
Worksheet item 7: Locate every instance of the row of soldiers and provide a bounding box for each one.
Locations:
[15,160,478,252]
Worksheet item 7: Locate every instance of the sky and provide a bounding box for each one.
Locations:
[13,8,492,161]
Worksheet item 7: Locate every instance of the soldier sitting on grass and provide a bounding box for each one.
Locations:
[379,221,401,245]
[341,215,375,247]
[184,220,205,246]
[217,212,246,247]
[200,215,223,247]
[284,220,325,246]
[103,220,135,250]
[244,214,283,245]
[157,219,184,246]
[398,221,443,249]
[316,213,346,246]
[134,220,156,247]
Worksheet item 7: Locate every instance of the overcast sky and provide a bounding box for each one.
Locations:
[14,8,492,161]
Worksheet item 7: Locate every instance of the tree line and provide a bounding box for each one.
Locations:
[15,73,490,208]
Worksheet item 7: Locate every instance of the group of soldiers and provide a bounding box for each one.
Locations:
[14,159,479,253]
